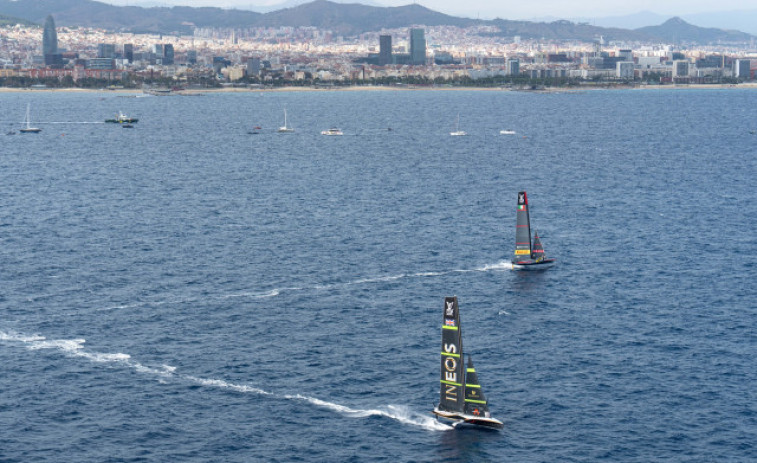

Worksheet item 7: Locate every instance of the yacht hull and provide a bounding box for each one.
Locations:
[433,408,504,430]
[511,258,556,271]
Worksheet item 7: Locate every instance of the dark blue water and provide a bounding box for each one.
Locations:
[1,88,755,462]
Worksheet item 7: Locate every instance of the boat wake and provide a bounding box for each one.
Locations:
[94,261,512,312]
[1,329,451,432]
[475,260,514,271]
[285,395,451,431]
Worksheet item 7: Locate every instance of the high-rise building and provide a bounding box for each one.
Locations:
[733,59,751,79]
[97,43,116,59]
[163,44,174,65]
[42,15,60,66]
[246,57,261,76]
[672,60,690,78]
[506,58,520,76]
[379,35,392,66]
[618,49,633,61]
[616,61,635,79]
[409,28,426,65]
[123,44,134,62]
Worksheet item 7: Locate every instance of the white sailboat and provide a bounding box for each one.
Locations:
[450,113,466,136]
[20,103,41,133]
[277,108,294,133]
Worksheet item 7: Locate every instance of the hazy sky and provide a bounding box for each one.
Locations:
[103,0,756,20]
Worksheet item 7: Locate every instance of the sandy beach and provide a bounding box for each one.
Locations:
[2,82,756,94]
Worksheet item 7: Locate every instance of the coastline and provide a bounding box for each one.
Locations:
[1,82,756,94]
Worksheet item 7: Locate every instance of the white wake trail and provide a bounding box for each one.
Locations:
[285,395,451,431]
[94,261,510,312]
[2,330,450,432]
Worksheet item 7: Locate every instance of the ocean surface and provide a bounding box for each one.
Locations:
[1,87,755,462]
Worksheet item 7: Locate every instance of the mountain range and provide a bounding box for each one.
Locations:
[536,10,757,36]
[0,0,753,44]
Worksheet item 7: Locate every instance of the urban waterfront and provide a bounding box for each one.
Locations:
[2,9,756,90]
[1,88,755,462]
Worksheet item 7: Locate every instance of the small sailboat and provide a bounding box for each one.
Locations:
[450,113,466,136]
[321,127,343,136]
[20,103,41,133]
[512,191,556,270]
[277,108,294,133]
[432,296,503,430]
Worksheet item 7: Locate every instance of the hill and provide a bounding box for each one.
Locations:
[488,18,645,43]
[0,13,37,27]
[0,0,753,44]
[636,17,753,44]
[0,0,263,34]
[260,1,478,35]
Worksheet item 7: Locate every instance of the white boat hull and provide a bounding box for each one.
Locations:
[511,259,556,271]
[433,407,503,430]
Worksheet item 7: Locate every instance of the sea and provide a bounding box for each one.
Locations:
[1,87,755,462]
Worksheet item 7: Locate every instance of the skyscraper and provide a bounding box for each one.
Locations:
[506,58,520,76]
[409,28,426,65]
[123,44,134,62]
[163,44,174,65]
[42,15,58,66]
[379,35,392,66]
[97,43,116,59]
[733,59,751,79]
[247,57,261,76]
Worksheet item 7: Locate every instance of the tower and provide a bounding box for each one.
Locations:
[379,35,392,66]
[409,28,426,65]
[163,44,174,65]
[123,43,134,62]
[42,15,58,65]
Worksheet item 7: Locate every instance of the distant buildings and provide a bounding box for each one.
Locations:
[42,15,62,67]
[733,59,751,79]
[2,16,755,87]
[42,15,57,56]
[246,57,260,76]
[123,43,134,62]
[616,61,635,79]
[672,60,690,80]
[163,44,174,65]
[409,28,426,65]
[374,29,424,66]
[379,35,392,66]
[506,58,520,76]
[97,43,116,58]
